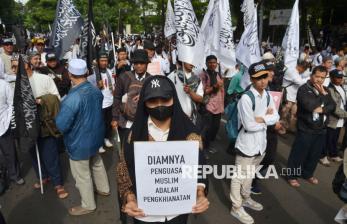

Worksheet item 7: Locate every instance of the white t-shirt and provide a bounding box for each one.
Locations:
[41,52,47,66]
[335,85,346,128]
[282,68,308,103]
[87,69,115,108]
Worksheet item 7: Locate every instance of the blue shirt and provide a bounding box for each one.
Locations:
[55,81,105,160]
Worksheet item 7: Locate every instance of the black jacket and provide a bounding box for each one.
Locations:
[39,64,71,97]
[296,81,336,134]
[115,61,131,76]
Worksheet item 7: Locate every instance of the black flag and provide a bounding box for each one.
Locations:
[80,0,98,80]
[50,0,84,59]
[11,56,40,152]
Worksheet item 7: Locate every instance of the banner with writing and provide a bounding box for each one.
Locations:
[50,0,83,59]
[174,0,204,67]
[201,0,236,70]
[282,0,300,70]
[235,0,261,68]
[134,141,199,215]
[164,0,176,38]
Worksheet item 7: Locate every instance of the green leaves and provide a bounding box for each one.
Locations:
[15,0,210,33]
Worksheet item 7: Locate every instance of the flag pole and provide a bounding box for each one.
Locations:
[169,39,172,65]
[182,62,186,85]
[111,32,117,72]
[35,143,44,194]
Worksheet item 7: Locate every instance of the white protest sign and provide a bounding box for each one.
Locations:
[147,61,161,76]
[134,141,199,216]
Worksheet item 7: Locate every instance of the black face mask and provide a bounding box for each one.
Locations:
[146,105,173,121]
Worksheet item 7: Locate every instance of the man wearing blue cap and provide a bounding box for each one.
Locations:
[56,58,110,216]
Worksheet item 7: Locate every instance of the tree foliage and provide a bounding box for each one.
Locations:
[0,0,22,26]
[3,0,346,39]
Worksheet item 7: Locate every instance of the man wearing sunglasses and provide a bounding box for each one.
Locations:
[0,37,15,75]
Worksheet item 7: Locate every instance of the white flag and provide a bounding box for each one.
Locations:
[201,0,236,70]
[164,0,176,38]
[282,0,300,69]
[235,0,261,68]
[174,0,204,67]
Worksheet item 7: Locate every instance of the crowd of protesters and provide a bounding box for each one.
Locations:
[0,31,347,224]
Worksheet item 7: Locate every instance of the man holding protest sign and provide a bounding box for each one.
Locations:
[116,75,209,223]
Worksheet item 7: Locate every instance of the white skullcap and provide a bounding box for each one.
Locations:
[262,52,275,60]
[68,59,87,76]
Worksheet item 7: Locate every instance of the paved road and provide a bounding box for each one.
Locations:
[0,127,344,224]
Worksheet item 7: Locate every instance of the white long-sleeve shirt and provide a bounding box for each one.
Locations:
[0,79,13,136]
[282,68,308,103]
[235,86,279,157]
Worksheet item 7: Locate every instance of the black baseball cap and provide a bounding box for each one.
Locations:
[248,61,269,78]
[143,76,174,101]
[330,69,344,78]
[46,52,57,61]
[2,38,13,45]
[98,50,108,59]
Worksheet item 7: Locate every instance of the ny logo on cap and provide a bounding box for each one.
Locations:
[254,64,266,72]
[151,79,160,88]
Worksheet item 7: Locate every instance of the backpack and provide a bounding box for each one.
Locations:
[122,72,144,121]
[225,88,270,142]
